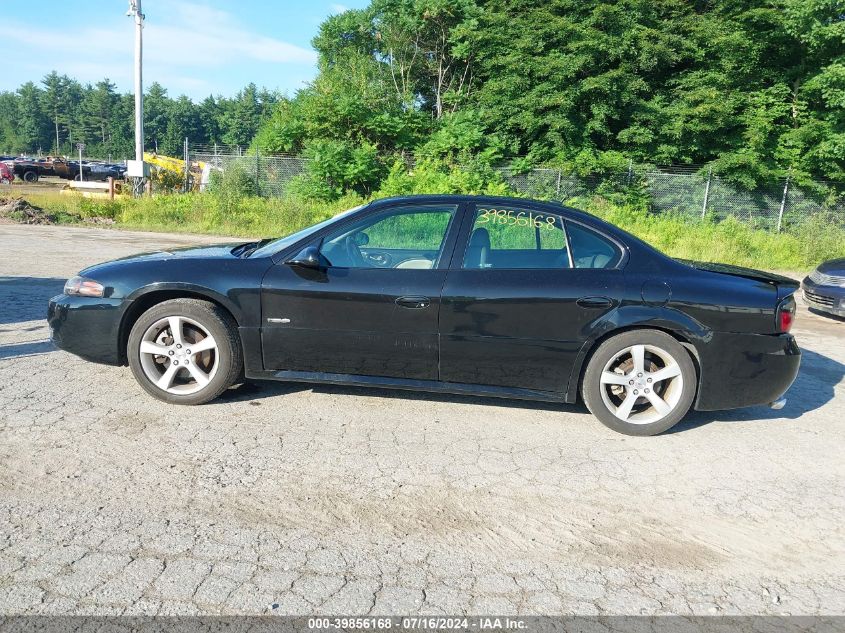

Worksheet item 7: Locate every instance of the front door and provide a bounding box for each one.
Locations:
[261,203,461,380]
[439,202,624,393]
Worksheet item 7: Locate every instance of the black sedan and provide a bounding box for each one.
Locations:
[48,195,801,436]
[802,258,845,318]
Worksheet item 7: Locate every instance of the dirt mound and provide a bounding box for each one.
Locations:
[0,197,115,226]
[0,197,57,225]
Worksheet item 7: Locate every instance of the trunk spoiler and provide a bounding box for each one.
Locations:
[678,260,800,300]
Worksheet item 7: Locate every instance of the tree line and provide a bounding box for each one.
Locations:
[255,0,844,199]
[0,71,279,160]
[2,0,842,200]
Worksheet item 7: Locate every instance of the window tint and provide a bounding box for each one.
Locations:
[462,207,571,270]
[319,205,457,269]
[565,221,622,269]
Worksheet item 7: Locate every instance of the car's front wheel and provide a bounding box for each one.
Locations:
[582,330,696,436]
[127,298,242,405]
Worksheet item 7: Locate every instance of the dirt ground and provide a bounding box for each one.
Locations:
[0,224,843,616]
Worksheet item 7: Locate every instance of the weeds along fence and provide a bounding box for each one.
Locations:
[189,144,307,197]
[187,145,843,232]
[497,165,845,232]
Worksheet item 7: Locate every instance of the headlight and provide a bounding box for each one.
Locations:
[64,276,105,297]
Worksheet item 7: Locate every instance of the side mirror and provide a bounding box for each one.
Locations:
[286,246,324,269]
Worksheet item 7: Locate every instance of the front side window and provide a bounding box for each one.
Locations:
[319,205,457,269]
[462,206,571,270]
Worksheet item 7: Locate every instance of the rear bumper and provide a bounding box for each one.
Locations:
[47,294,126,365]
[694,332,801,411]
[801,278,845,317]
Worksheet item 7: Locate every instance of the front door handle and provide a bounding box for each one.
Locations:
[576,296,613,309]
[395,296,431,309]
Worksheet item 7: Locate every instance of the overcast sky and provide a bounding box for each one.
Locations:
[0,0,369,100]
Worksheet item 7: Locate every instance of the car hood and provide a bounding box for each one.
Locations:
[80,242,244,275]
[679,260,800,291]
[817,258,845,275]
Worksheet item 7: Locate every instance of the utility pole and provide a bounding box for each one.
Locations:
[127,0,147,195]
[77,143,85,182]
[184,137,189,192]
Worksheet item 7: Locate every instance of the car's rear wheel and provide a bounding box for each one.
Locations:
[22,171,38,183]
[127,299,242,405]
[582,330,696,436]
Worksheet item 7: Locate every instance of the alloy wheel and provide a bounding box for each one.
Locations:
[598,344,684,424]
[138,315,219,395]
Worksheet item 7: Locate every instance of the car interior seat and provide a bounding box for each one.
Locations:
[465,227,491,268]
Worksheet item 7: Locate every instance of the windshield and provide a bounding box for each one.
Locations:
[248,204,368,258]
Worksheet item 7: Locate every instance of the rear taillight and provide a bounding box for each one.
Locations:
[777,296,796,333]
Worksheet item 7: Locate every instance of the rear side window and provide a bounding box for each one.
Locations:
[565,221,622,269]
[462,206,571,270]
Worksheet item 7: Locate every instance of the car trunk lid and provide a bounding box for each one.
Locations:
[678,260,800,300]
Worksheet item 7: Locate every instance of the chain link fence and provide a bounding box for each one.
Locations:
[499,165,845,231]
[189,144,307,197]
[185,144,843,232]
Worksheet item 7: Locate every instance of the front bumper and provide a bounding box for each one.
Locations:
[694,332,801,411]
[801,278,845,317]
[47,294,126,365]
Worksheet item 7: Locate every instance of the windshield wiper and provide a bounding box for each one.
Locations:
[230,241,258,257]
[240,238,275,258]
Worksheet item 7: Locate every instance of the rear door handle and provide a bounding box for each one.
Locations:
[395,296,431,309]
[576,296,613,309]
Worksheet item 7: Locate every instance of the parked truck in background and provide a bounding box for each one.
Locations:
[12,158,56,182]
[10,157,127,183]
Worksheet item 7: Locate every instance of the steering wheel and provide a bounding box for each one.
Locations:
[344,235,368,267]
[366,252,393,268]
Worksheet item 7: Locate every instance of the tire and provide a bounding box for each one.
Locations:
[22,171,38,183]
[581,330,696,436]
[127,298,242,405]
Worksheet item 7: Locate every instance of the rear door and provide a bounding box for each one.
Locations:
[439,202,624,393]
[261,202,463,380]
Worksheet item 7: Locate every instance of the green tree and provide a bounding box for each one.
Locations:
[40,71,71,154]
[81,79,118,147]
[162,95,201,155]
[198,95,222,145]
[221,83,262,147]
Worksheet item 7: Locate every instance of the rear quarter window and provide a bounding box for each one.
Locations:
[565,221,622,269]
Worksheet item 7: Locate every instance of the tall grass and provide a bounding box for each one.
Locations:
[582,198,845,271]
[12,190,845,272]
[20,191,363,237]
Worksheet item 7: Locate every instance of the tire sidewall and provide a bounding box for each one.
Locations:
[127,299,238,405]
[582,330,696,436]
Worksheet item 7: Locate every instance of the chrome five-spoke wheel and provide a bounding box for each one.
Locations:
[599,344,684,425]
[583,330,696,436]
[138,316,219,395]
[128,298,243,405]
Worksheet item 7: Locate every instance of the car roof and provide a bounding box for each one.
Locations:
[367,194,605,227]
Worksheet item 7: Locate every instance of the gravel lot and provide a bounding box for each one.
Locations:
[0,224,843,616]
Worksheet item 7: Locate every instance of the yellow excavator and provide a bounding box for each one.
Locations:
[144,152,206,191]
